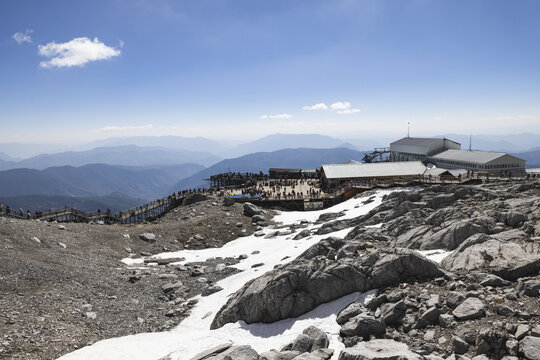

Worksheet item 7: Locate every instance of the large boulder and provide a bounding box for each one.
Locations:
[452,297,485,320]
[211,248,448,329]
[441,238,540,280]
[520,336,540,360]
[418,220,487,250]
[244,202,263,217]
[338,339,423,360]
[340,313,386,339]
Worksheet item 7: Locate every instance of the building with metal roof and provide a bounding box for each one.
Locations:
[428,149,526,175]
[321,161,426,187]
[390,137,461,161]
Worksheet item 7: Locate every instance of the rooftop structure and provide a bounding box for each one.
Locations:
[390,137,461,161]
[428,149,526,174]
[321,161,426,187]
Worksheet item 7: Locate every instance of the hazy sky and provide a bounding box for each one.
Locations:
[1,0,540,144]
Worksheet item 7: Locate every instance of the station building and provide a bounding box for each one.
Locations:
[389,137,461,161]
[320,161,426,188]
[390,137,526,176]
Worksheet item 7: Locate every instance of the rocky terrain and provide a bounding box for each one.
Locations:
[0,194,271,360]
[1,180,540,360]
[206,180,540,360]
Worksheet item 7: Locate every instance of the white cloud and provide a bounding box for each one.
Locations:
[38,37,121,68]
[302,103,328,111]
[336,108,361,114]
[98,124,153,132]
[259,113,292,119]
[330,101,351,110]
[12,29,33,44]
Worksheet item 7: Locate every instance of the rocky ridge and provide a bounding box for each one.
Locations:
[208,180,540,360]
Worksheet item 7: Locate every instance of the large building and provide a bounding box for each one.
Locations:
[390,136,526,176]
[389,137,461,161]
[320,161,426,188]
[428,149,526,175]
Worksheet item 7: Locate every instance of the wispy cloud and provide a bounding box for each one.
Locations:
[38,37,121,68]
[98,124,153,132]
[337,108,360,114]
[12,29,33,44]
[330,101,350,110]
[302,103,328,111]
[259,113,292,119]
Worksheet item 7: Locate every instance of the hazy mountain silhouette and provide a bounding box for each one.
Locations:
[172,147,368,190]
[84,136,230,155]
[0,163,204,200]
[224,134,357,157]
[0,145,219,171]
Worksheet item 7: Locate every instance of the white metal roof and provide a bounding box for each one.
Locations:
[322,161,426,179]
[430,149,523,164]
[390,137,460,147]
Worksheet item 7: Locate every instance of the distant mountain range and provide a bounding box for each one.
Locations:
[0,145,219,171]
[0,163,204,200]
[223,134,357,157]
[0,192,145,213]
[513,149,540,168]
[172,147,368,190]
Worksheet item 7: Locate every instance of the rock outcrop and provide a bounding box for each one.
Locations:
[211,246,447,328]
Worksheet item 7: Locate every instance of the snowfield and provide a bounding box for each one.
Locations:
[58,188,450,360]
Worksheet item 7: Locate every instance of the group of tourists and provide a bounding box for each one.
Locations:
[0,203,33,219]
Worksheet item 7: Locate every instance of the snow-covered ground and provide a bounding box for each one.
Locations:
[58,189,451,360]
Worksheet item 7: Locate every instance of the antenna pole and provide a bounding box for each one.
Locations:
[469,132,472,151]
[407,122,410,138]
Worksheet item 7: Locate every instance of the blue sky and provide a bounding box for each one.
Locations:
[1,0,540,143]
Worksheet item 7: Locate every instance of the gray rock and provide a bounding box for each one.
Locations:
[515,324,530,340]
[337,302,367,325]
[311,348,333,360]
[496,304,514,316]
[441,238,540,280]
[139,233,156,242]
[452,297,485,320]
[439,314,456,328]
[293,229,312,240]
[416,306,442,329]
[452,336,469,355]
[446,291,466,309]
[381,300,407,326]
[162,281,184,293]
[211,248,448,328]
[209,345,259,360]
[244,202,263,217]
[202,286,223,297]
[340,313,386,340]
[520,336,540,360]
[291,334,314,353]
[420,220,487,250]
[338,339,423,360]
[302,325,329,351]
[516,279,540,297]
[479,274,511,287]
[252,215,266,223]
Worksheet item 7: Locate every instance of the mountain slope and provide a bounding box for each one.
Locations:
[514,149,540,168]
[0,163,205,200]
[225,134,356,157]
[172,147,368,190]
[84,136,230,155]
[2,145,220,170]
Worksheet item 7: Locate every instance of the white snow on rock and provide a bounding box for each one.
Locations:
[416,249,453,263]
[58,189,401,360]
